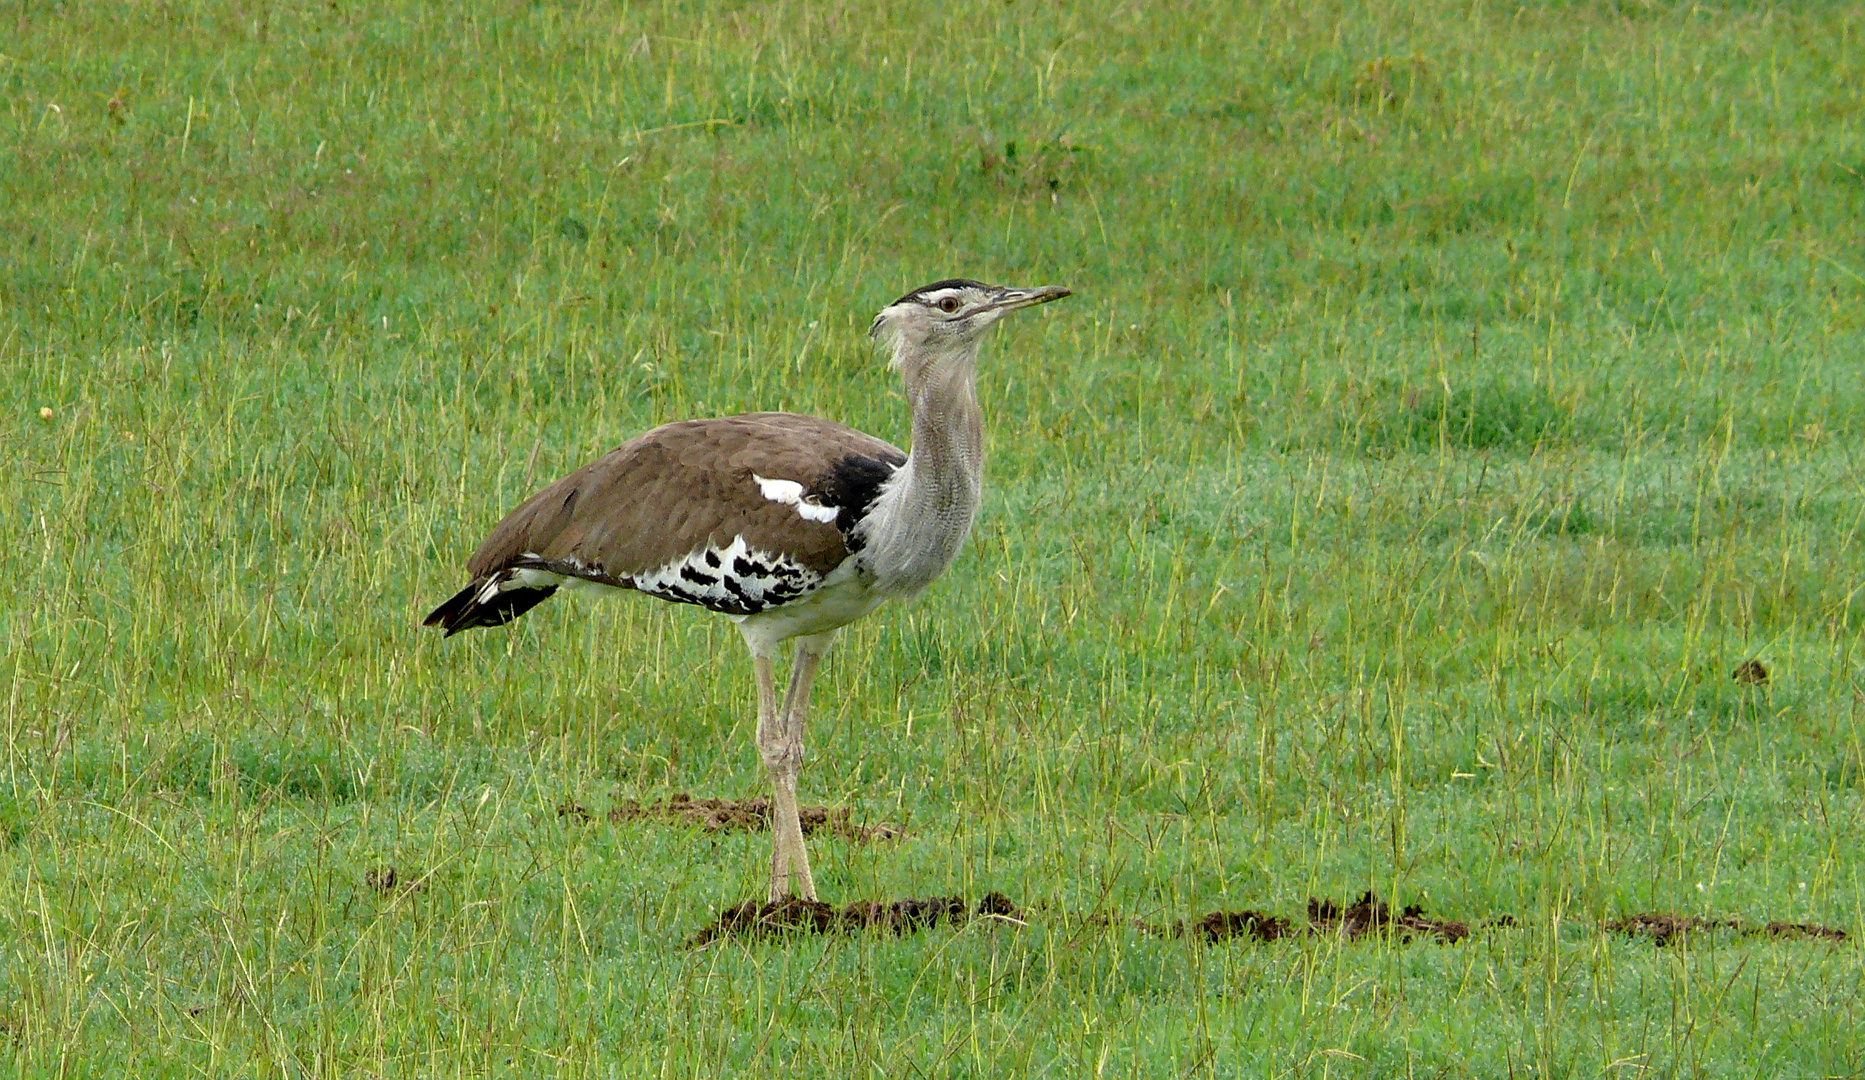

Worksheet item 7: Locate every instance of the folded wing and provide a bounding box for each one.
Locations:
[424,412,906,635]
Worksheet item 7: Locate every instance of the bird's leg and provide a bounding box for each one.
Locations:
[765,634,833,903]
[751,651,795,900]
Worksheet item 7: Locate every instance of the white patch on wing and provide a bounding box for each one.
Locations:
[754,475,805,503]
[477,552,616,601]
[497,552,562,591]
[753,473,840,524]
[513,567,567,589]
[630,534,826,614]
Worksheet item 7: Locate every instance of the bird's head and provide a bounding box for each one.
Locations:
[867,279,1071,373]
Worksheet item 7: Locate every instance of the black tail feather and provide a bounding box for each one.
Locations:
[423,579,558,637]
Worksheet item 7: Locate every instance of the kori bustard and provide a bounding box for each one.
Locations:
[425,279,1070,901]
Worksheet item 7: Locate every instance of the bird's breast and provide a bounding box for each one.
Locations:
[734,558,886,652]
[855,467,980,598]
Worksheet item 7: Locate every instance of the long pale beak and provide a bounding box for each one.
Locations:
[992,284,1072,311]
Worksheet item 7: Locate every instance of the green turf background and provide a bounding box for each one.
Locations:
[4,0,1865,1074]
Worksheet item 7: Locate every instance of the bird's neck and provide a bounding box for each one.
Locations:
[903,360,985,502]
[860,347,985,596]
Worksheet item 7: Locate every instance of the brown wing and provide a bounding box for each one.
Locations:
[425,412,905,634]
[469,412,903,577]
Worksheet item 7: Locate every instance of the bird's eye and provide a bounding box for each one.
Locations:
[937,296,961,313]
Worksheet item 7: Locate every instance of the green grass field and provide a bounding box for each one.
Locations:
[6,0,1865,1073]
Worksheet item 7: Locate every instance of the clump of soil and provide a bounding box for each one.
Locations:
[1732,659,1771,685]
[1308,892,1469,943]
[1182,910,1292,943]
[1765,921,1848,942]
[688,892,1023,947]
[977,891,1021,918]
[363,865,427,896]
[1605,912,1847,945]
[578,793,902,842]
[1608,912,1761,945]
[687,891,1851,950]
[1133,910,1291,943]
[1603,912,1736,945]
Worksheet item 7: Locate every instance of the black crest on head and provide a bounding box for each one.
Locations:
[892,278,990,306]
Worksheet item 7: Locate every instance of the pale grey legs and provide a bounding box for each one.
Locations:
[751,632,835,902]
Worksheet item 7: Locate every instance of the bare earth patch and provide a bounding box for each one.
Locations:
[1307,891,1470,943]
[688,892,1023,947]
[1765,921,1849,942]
[1605,911,1847,945]
[1176,909,1293,943]
[558,794,903,842]
[362,865,428,897]
[593,803,1848,949]
[689,893,1853,948]
[1732,658,1771,684]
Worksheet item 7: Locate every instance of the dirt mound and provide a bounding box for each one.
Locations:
[1308,891,1469,943]
[688,892,1023,946]
[1732,658,1771,685]
[1181,909,1293,943]
[1134,892,1458,944]
[1765,921,1848,942]
[1603,912,1736,944]
[690,891,1472,947]
[558,794,902,842]
[1058,908,1289,942]
[686,891,1846,949]
[1605,911,1846,945]
[362,865,428,897]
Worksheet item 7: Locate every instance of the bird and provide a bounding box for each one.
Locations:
[424,278,1071,902]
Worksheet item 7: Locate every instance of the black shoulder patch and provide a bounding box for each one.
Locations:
[892,278,989,306]
[808,451,906,549]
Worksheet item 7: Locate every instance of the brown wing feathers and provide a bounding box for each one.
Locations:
[425,413,905,634]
